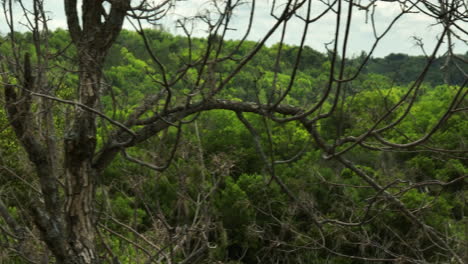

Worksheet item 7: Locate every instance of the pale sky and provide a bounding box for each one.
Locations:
[1,0,466,58]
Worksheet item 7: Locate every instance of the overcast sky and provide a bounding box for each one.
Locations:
[1,0,466,58]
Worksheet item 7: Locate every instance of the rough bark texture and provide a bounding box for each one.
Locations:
[2,1,129,263]
[60,1,128,262]
[63,56,102,264]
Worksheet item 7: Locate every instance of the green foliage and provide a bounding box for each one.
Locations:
[1,28,466,264]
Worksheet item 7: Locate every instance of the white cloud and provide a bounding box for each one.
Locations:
[0,0,465,57]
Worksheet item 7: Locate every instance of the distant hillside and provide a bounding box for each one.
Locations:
[362,52,467,86]
[107,30,466,86]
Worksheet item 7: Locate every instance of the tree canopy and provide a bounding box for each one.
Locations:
[0,0,466,263]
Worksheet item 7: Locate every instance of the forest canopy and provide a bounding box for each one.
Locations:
[0,0,466,264]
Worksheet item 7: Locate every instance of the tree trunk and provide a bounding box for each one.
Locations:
[62,53,103,264]
[60,0,128,259]
[2,1,129,262]
[63,166,98,264]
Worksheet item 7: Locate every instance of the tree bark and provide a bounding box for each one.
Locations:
[62,48,104,263]
[59,1,128,262]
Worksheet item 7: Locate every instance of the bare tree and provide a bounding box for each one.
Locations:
[0,0,466,263]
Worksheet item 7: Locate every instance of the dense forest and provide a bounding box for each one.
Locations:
[0,0,467,264]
